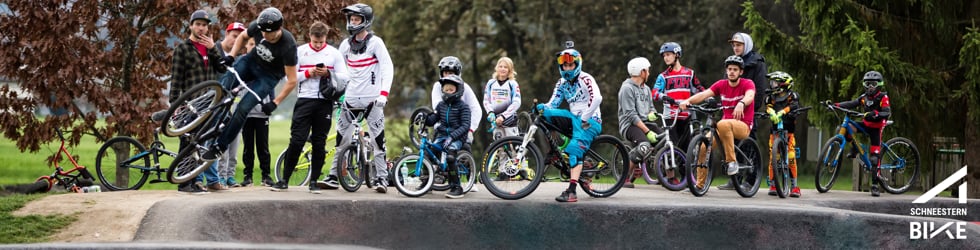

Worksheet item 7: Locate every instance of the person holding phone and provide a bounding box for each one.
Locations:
[271,21,349,193]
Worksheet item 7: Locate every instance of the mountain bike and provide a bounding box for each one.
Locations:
[335,103,381,192]
[815,102,920,194]
[272,133,338,187]
[685,103,763,198]
[755,106,810,198]
[480,103,629,200]
[393,108,477,197]
[36,129,95,192]
[95,128,176,191]
[159,66,263,183]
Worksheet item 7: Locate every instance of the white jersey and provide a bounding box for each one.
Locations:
[482,79,521,118]
[295,43,349,99]
[545,72,603,123]
[338,35,394,99]
[432,82,482,132]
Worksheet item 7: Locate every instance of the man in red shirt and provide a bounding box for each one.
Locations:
[679,55,756,189]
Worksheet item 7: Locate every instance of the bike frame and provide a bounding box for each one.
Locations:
[40,130,93,191]
[825,106,904,172]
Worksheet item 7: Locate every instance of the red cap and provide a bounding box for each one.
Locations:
[226,22,246,32]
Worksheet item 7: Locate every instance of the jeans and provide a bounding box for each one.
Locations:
[216,54,281,150]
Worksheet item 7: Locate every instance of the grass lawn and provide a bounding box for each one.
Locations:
[0,194,76,243]
[0,118,413,191]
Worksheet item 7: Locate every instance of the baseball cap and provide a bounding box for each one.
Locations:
[728,33,745,44]
[190,10,210,23]
[226,22,246,32]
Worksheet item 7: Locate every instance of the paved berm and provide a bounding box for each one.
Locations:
[6,182,979,249]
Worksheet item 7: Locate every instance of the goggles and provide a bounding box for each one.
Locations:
[557,53,580,65]
[863,80,880,88]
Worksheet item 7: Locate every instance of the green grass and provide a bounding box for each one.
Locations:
[0,194,77,243]
[0,118,413,190]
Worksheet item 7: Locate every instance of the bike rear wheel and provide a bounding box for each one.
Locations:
[686,134,713,197]
[162,81,224,137]
[770,137,789,198]
[480,136,545,200]
[457,152,478,193]
[880,137,921,194]
[167,144,213,184]
[579,135,629,198]
[517,111,532,135]
[273,146,313,187]
[815,137,845,193]
[339,145,363,192]
[95,136,151,191]
[392,154,435,197]
[732,138,763,198]
[654,145,688,191]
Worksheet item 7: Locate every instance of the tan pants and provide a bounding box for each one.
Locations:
[695,119,750,188]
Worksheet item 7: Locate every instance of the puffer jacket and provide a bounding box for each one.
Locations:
[426,98,472,142]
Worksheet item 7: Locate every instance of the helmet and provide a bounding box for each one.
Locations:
[724,55,744,69]
[343,4,374,36]
[627,57,651,76]
[190,10,211,24]
[766,71,794,91]
[437,56,463,77]
[862,70,884,94]
[556,49,583,82]
[439,74,465,102]
[256,7,283,32]
[659,42,682,58]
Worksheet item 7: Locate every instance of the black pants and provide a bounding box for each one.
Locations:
[282,98,333,183]
[242,117,271,180]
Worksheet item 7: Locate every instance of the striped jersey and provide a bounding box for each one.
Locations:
[337,34,394,99]
[653,67,702,120]
[545,72,602,123]
[294,43,349,99]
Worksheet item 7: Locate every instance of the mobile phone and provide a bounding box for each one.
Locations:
[316,63,325,68]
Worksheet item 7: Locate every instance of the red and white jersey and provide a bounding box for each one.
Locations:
[295,43,348,99]
[338,35,394,99]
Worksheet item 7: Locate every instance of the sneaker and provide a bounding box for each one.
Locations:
[194,182,208,192]
[717,181,735,190]
[518,170,529,180]
[470,185,479,192]
[846,147,858,159]
[178,183,209,195]
[768,185,777,196]
[445,186,465,199]
[669,178,680,186]
[309,184,322,194]
[227,177,240,187]
[870,184,880,197]
[790,187,801,198]
[270,181,288,192]
[261,176,275,187]
[726,162,739,175]
[202,144,223,161]
[240,177,253,187]
[495,174,509,181]
[555,190,577,202]
[623,182,635,188]
[316,175,340,190]
[374,179,388,193]
[207,182,228,192]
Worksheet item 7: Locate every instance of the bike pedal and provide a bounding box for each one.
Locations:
[149,179,168,184]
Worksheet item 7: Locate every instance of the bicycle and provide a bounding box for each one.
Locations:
[479,102,629,200]
[685,102,764,198]
[632,101,690,191]
[272,133,338,187]
[755,106,811,198]
[95,128,177,191]
[36,129,96,192]
[335,103,383,192]
[815,102,920,194]
[159,66,263,184]
[393,108,477,197]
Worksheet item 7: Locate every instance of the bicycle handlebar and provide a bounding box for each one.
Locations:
[225,66,264,103]
[755,106,812,118]
[822,102,864,117]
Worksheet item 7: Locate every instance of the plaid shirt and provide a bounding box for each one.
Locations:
[170,39,225,103]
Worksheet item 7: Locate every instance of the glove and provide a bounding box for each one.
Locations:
[770,113,782,124]
[647,112,658,121]
[441,138,452,149]
[487,113,496,123]
[221,55,234,67]
[661,96,676,105]
[535,103,547,112]
[645,130,658,143]
[375,95,388,107]
[864,112,877,121]
[425,112,438,126]
[261,101,277,115]
[821,100,832,106]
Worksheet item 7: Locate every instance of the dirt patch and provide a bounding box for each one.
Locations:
[12,190,180,242]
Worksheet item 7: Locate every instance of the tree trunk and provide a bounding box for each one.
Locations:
[966,113,979,199]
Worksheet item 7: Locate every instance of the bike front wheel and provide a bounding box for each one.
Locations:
[480,136,545,200]
[392,154,435,197]
[95,136,151,191]
[770,137,789,198]
[732,138,763,198]
[167,144,213,184]
[161,81,224,137]
[686,134,714,196]
[273,146,313,187]
[408,107,433,148]
[579,135,629,198]
[880,137,920,194]
[338,145,363,192]
[654,145,688,191]
[815,137,845,193]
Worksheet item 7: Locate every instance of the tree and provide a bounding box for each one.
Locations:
[741,0,979,197]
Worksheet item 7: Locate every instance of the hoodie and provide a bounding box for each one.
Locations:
[732,32,768,112]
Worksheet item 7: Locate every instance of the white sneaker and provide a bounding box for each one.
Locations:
[470,186,479,192]
[726,162,739,176]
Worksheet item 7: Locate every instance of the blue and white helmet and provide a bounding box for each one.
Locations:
[556,49,583,83]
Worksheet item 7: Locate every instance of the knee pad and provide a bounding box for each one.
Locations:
[629,141,651,163]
